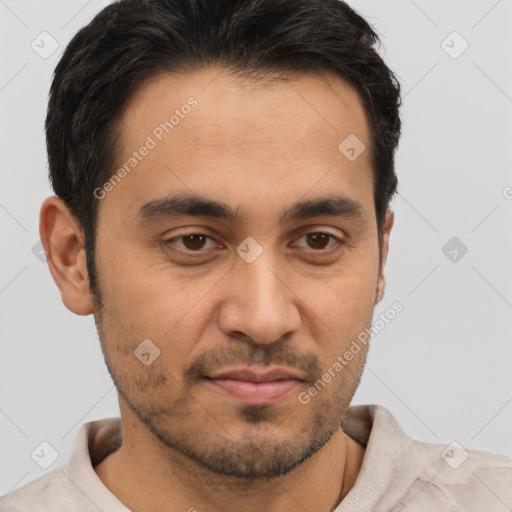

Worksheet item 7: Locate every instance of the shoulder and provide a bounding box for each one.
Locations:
[395,439,512,511]
[348,404,512,511]
[0,467,71,511]
[0,417,123,512]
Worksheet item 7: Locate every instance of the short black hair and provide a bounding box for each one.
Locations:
[45,0,401,298]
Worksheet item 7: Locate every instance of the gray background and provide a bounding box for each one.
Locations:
[1,0,511,495]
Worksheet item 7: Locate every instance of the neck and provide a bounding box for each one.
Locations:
[94,408,365,512]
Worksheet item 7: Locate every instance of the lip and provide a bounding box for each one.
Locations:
[208,367,305,382]
[204,366,305,406]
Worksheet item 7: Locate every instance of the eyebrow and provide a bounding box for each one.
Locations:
[134,193,368,227]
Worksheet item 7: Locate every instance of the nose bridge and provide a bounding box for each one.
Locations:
[246,257,284,311]
[219,245,300,344]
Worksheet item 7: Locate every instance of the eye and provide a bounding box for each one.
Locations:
[292,232,342,250]
[164,230,343,254]
[164,233,221,252]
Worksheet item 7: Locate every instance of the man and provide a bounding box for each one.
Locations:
[1,0,511,510]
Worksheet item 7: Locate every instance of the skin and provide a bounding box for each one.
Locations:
[40,67,393,512]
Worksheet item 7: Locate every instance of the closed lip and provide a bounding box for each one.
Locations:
[205,366,306,382]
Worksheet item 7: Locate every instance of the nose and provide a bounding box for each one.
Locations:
[217,251,301,345]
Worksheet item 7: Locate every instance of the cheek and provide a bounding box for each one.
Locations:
[301,252,379,328]
[96,246,223,374]
[96,240,185,329]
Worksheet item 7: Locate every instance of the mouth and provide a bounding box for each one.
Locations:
[203,367,305,406]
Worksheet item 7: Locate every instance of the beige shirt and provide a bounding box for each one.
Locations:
[1,404,511,511]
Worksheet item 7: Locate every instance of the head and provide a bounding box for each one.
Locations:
[41,0,401,479]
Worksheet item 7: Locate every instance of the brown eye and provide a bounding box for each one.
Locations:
[165,233,219,252]
[181,234,208,250]
[293,232,341,251]
[306,232,331,250]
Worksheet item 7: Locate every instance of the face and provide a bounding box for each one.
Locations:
[90,68,391,478]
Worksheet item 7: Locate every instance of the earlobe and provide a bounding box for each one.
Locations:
[39,196,94,316]
[376,210,394,304]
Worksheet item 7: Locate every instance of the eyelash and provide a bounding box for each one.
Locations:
[163,231,344,253]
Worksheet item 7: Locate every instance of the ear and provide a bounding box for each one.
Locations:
[39,196,94,315]
[376,210,394,304]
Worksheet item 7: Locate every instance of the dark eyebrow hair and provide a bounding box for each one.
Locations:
[134,193,368,227]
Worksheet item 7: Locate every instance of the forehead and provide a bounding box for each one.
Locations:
[99,67,374,225]
[120,67,370,150]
